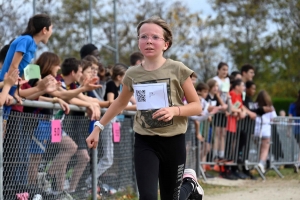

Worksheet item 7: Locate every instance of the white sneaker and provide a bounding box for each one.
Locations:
[258,163,265,174]
[182,169,204,200]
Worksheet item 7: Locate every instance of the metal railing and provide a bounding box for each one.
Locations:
[1,101,300,199]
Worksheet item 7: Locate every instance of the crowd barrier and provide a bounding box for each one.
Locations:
[188,113,300,181]
[1,101,300,200]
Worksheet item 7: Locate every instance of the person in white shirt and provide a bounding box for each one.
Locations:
[254,90,276,173]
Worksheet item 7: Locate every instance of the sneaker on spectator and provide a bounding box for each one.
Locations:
[257,163,265,174]
[232,170,248,180]
[220,171,238,180]
[182,169,204,200]
[294,164,299,173]
[243,169,257,180]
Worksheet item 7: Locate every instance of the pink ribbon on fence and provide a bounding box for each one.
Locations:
[16,192,29,200]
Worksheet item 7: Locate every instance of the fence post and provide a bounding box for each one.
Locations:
[92,147,97,200]
[0,106,3,200]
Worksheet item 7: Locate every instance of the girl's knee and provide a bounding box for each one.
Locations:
[77,150,90,163]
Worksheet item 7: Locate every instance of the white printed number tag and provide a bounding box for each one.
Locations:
[133,83,169,110]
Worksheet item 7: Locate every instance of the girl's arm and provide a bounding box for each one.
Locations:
[0,85,11,106]
[86,84,134,148]
[38,96,70,114]
[7,52,23,73]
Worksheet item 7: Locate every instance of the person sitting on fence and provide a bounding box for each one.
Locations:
[288,90,300,173]
[191,82,220,178]
[205,78,227,163]
[254,90,277,174]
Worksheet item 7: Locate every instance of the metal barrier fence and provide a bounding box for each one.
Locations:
[189,113,300,181]
[0,101,136,200]
[1,101,300,200]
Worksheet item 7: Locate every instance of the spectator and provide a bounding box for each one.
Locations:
[241,64,255,83]
[288,90,300,173]
[221,79,246,180]
[206,79,227,163]
[191,82,219,178]
[0,14,53,107]
[129,51,144,66]
[83,55,106,101]
[254,90,277,174]
[239,81,272,179]
[86,63,134,188]
[80,43,99,60]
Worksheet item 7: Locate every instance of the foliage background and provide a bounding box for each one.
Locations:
[0,0,299,101]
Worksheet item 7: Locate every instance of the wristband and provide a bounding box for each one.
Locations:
[94,121,104,131]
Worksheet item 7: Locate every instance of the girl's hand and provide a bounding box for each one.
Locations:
[4,69,19,87]
[86,126,101,149]
[152,107,176,122]
[58,98,70,114]
[5,95,14,106]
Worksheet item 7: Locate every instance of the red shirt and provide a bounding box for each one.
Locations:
[226,90,243,133]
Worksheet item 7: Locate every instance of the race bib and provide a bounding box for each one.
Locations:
[133,83,169,110]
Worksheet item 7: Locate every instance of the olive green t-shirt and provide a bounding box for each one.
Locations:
[123,59,194,136]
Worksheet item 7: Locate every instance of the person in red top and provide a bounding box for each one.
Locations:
[220,79,247,180]
[227,79,246,133]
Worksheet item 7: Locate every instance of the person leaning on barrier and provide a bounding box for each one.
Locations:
[238,81,273,179]
[190,82,220,178]
[205,78,228,163]
[254,90,277,174]
[0,14,53,108]
[82,55,106,101]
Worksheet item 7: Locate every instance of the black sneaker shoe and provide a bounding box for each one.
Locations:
[243,169,257,180]
[232,170,248,180]
[220,171,238,180]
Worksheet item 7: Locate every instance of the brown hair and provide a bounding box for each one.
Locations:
[256,90,272,107]
[111,63,127,80]
[206,79,217,91]
[137,16,173,52]
[80,60,92,72]
[196,82,209,92]
[35,52,60,78]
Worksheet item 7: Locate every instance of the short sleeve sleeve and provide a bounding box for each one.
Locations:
[15,37,31,54]
[123,70,134,92]
[179,63,194,85]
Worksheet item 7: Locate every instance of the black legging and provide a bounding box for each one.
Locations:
[134,133,193,200]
